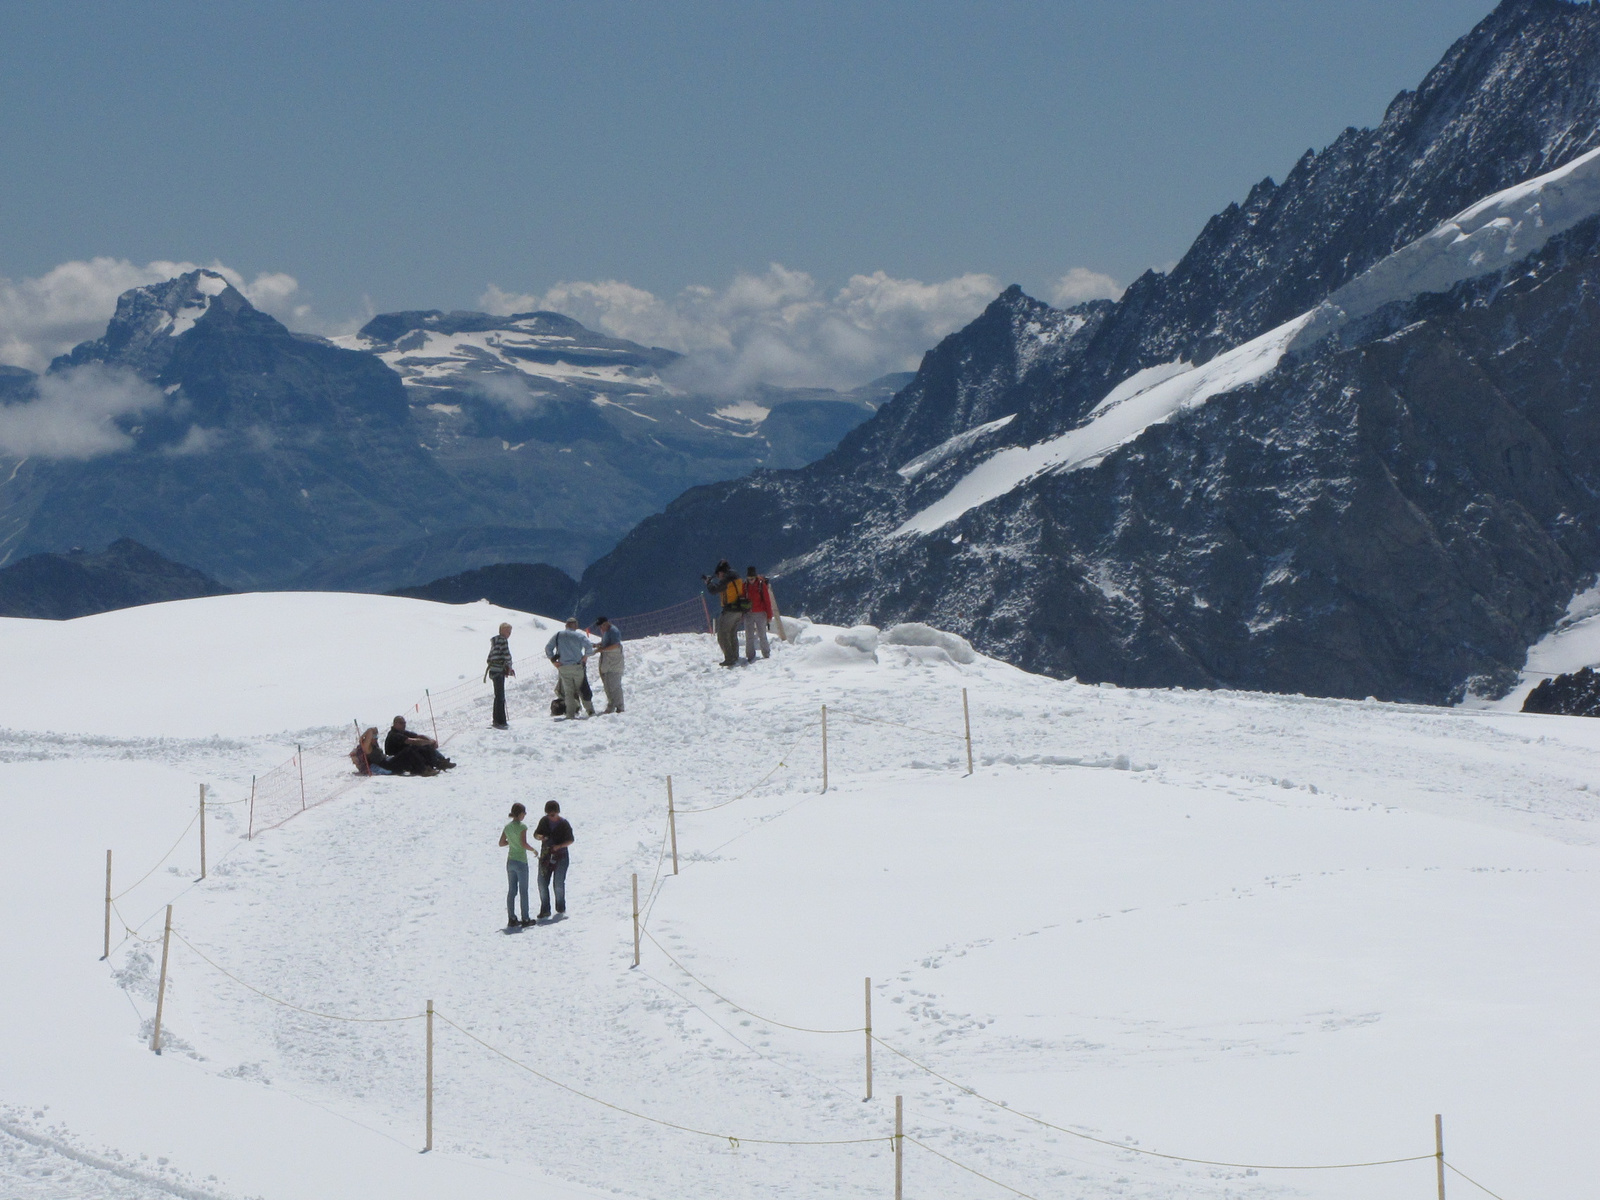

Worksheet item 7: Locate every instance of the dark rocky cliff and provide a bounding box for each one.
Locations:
[576,0,1600,704]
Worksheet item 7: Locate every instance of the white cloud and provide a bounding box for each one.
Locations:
[0,364,165,459]
[0,258,318,373]
[1049,267,1122,307]
[481,263,1004,392]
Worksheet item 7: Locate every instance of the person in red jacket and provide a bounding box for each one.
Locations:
[744,565,774,661]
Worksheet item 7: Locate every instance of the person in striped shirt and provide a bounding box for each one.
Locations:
[486,623,515,729]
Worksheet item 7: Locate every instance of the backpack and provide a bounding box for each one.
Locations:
[722,576,751,611]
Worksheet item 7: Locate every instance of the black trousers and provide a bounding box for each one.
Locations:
[491,672,507,726]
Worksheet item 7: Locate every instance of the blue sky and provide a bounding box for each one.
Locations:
[0,0,1499,380]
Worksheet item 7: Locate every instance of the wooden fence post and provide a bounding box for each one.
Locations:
[150,905,173,1053]
[962,688,973,777]
[631,873,641,968]
[425,999,434,1152]
[1435,1114,1445,1200]
[425,689,438,743]
[667,777,679,876]
[102,850,112,960]
[198,784,207,880]
[894,1095,903,1200]
[700,594,713,635]
[296,745,306,811]
[248,775,256,841]
[864,977,873,1101]
[821,704,829,794]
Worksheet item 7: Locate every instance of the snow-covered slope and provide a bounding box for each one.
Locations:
[901,142,1600,537]
[2,592,1595,1200]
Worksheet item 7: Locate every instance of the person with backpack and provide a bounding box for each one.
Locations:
[545,617,593,720]
[744,566,774,662]
[703,560,749,667]
[533,800,575,919]
[486,622,515,729]
[498,802,534,929]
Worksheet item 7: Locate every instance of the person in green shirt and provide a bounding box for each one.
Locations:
[498,803,534,929]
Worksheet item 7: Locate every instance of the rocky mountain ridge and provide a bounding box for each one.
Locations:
[576,0,1600,704]
[0,538,230,619]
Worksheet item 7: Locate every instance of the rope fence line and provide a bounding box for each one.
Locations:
[170,930,426,1024]
[905,1135,1042,1200]
[130,915,890,1153]
[624,905,1446,1177]
[434,1013,889,1149]
[671,721,818,814]
[110,811,200,901]
[109,900,163,947]
[642,929,864,1035]
[869,1036,1434,1172]
[1448,1161,1516,1200]
[114,907,1525,1197]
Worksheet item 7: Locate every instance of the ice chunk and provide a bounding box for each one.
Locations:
[882,622,976,664]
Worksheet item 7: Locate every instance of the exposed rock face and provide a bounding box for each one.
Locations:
[0,538,230,620]
[576,0,1600,704]
[1522,667,1600,716]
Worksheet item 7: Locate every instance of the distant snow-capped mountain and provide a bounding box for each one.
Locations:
[0,279,902,590]
[577,0,1600,705]
[335,308,899,472]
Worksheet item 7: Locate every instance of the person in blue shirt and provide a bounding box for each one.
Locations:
[545,617,593,720]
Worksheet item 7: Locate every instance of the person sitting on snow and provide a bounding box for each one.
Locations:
[384,715,455,773]
[350,726,394,775]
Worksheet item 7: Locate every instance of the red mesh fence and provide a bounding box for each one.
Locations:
[248,598,713,836]
[610,596,713,639]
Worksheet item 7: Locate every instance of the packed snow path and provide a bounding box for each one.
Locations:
[1,594,1596,1200]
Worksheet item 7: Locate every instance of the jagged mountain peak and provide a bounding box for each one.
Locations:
[53,268,279,378]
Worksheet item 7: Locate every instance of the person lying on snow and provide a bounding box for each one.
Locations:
[384,715,456,775]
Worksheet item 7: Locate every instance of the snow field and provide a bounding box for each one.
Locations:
[1,592,1597,1199]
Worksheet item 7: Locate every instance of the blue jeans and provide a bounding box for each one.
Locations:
[538,855,568,916]
[506,859,530,923]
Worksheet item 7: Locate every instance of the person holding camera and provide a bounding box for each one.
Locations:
[704,560,749,667]
[533,800,575,919]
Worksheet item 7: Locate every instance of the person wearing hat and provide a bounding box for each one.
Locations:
[703,560,749,667]
[544,617,593,720]
[591,616,625,713]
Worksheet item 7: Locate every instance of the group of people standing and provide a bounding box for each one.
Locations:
[704,562,777,668]
[484,616,627,727]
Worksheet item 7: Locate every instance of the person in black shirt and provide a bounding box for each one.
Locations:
[384,715,456,774]
[533,799,575,918]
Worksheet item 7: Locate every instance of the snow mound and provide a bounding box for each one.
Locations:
[834,624,881,654]
[881,622,976,663]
